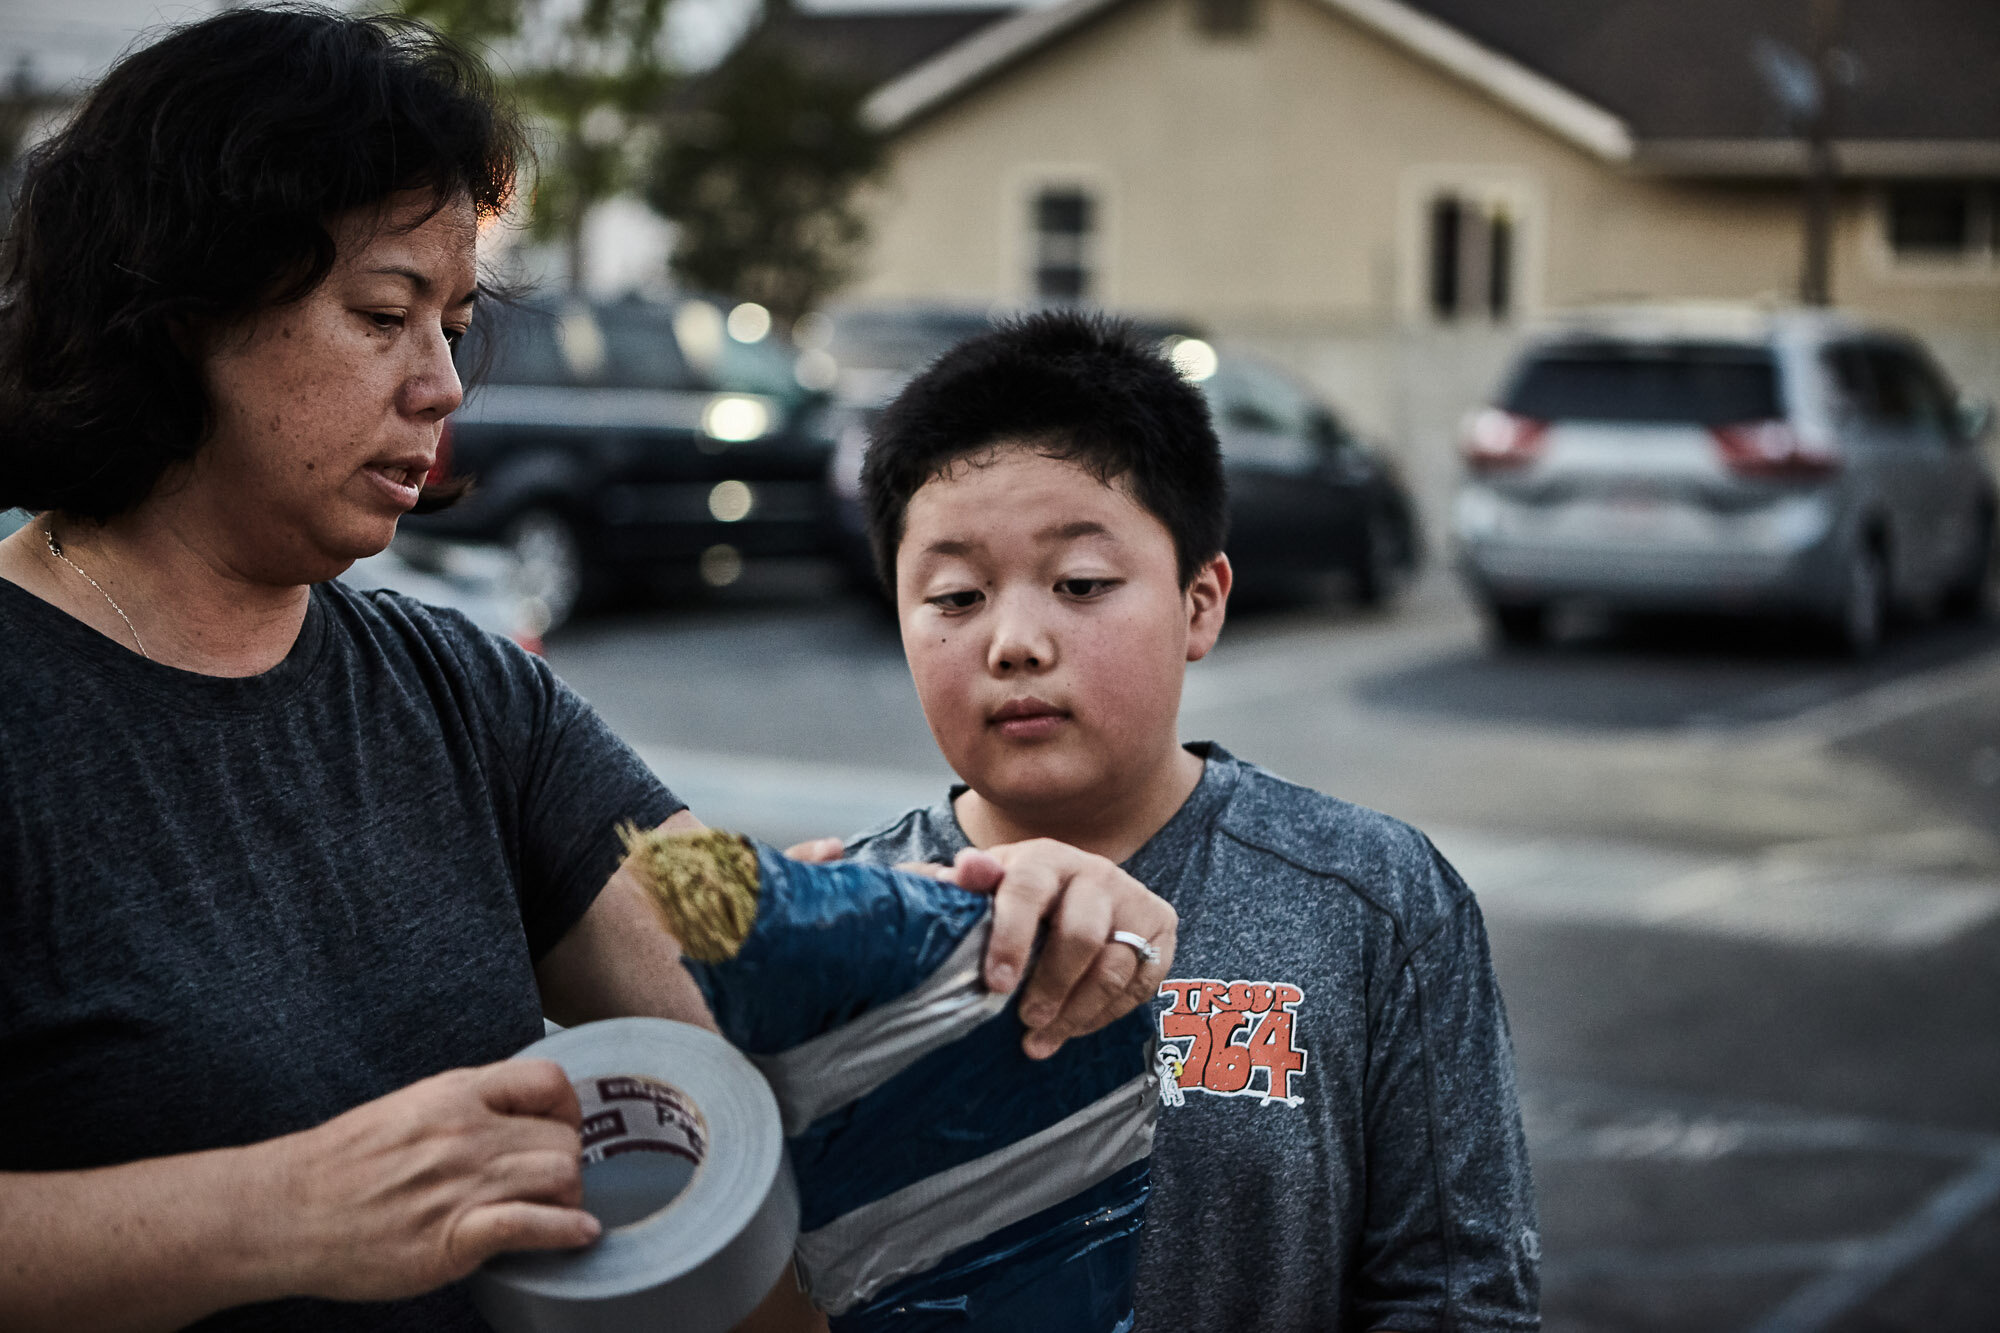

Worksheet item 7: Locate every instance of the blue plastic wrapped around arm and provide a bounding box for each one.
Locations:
[677,844,1155,1331]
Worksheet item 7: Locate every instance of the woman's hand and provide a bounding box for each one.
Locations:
[958,840,1176,1059]
[782,836,1177,1060]
[0,1060,599,1333]
[274,1059,599,1301]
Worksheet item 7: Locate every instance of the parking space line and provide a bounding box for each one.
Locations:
[1728,647,2000,752]
[1747,1148,2000,1333]
[1526,1078,2000,1329]
[1546,1238,1865,1282]
[1435,826,2000,953]
[1524,1077,2000,1165]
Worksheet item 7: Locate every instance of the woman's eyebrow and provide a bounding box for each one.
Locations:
[368,264,431,291]
[367,265,479,307]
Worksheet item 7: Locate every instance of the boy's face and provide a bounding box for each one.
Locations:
[895,445,1229,822]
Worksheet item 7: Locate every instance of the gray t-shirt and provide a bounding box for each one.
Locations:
[845,743,1539,1332]
[0,576,681,1331]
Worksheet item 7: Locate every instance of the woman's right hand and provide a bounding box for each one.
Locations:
[272,1058,600,1302]
[0,1058,599,1333]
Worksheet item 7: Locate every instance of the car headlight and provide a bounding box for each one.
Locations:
[703,395,772,443]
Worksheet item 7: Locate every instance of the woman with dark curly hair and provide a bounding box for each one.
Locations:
[0,8,1176,1331]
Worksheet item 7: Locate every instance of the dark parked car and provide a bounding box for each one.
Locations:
[818,304,1419,604]
[407,294,832,628]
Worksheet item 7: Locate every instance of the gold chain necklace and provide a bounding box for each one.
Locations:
[43,520,150,659]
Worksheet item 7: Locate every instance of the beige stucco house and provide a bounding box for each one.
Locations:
[838,0,2000,334]
[784,0,2000,517]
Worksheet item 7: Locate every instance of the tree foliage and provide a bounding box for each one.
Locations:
[646,31,883,323]
[395,0,672,288]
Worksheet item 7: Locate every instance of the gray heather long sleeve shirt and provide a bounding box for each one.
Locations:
[844,743,1539,1332]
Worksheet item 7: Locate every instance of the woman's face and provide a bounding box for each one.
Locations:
[192,191,477,583]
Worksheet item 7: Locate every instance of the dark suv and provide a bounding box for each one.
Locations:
[406,294,830,627]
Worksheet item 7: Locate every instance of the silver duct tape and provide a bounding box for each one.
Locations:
[472,1017,801,1333]
[751,922,1008,1137]
[796,1070,1158,1314]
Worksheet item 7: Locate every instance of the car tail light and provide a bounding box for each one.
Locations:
[1711,420,1840,478]
[1462,408,1549,473]
[426,418,455,487]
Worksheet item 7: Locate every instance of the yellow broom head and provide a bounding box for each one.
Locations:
[619,824,763,962]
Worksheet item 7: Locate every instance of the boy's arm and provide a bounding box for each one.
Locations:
[1351,851,1540,1333]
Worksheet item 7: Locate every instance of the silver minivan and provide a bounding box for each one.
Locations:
[1454,307,1997,652]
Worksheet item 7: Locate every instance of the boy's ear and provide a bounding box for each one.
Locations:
[1185,553,1231,663]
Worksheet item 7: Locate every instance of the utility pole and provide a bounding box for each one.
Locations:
[1799,0,1842,306]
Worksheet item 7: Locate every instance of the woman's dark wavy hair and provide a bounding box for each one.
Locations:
[0,5,521,520]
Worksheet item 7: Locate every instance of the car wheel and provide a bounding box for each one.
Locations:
[505,508,585,634]
[1941,509,1995,620]
[1353,509,1409,607]
[1832,542,1889,656]
[1488,601,1547,648]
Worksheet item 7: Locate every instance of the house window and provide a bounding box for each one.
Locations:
[1885,183,1997,260]
[1191,0,1260,37]
[1428,192,1514,321]
[1032,187,1095,301]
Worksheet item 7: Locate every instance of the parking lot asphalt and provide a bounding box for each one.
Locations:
[544,562,2000,1332]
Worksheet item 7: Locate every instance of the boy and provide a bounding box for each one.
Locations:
[836,312,1538,1330]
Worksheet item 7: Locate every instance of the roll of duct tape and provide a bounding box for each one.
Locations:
[471,1017,801,1333]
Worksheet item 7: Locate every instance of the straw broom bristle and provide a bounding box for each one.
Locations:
[619,825,763,962]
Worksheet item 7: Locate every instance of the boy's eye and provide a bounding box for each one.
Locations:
[929,589,983,611]
[1057,578,1117,599]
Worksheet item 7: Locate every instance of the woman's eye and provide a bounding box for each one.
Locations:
[445,326,468,349]
[1058,578,1116,599]
[930,590,982,611]
[366,311,404,332]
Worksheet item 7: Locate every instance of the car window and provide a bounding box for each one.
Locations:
[1204,360,1317,471]
[1823,342,1879,419]
[1835,342,1953,435]
[826,310,995,373]
[1873,345,1954,435]
[1504,343,1780,426]
[712,329,806,401]
[596,303,696,390]
[459,299,801,402]
[460,304,569,387]
[664,299,809,402]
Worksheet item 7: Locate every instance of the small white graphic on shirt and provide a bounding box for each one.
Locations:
[1156,978,1308,1107]
[1153,1043,1187,1108]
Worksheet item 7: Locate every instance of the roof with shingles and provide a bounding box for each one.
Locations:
[1401,0,2000,143]
[852,0,2000,173]
[763,5,1021,89]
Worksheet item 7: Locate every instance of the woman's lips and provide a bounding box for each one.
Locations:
[364,463,425,509]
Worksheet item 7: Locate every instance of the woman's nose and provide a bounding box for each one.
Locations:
[402,327,463,420]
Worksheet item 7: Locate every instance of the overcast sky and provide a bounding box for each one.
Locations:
[0,0,1051,95]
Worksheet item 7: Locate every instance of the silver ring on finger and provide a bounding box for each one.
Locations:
[1109,929,1161,966]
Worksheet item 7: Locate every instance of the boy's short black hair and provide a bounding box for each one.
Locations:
[861,310,1228,590]
[0,5,520,520]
